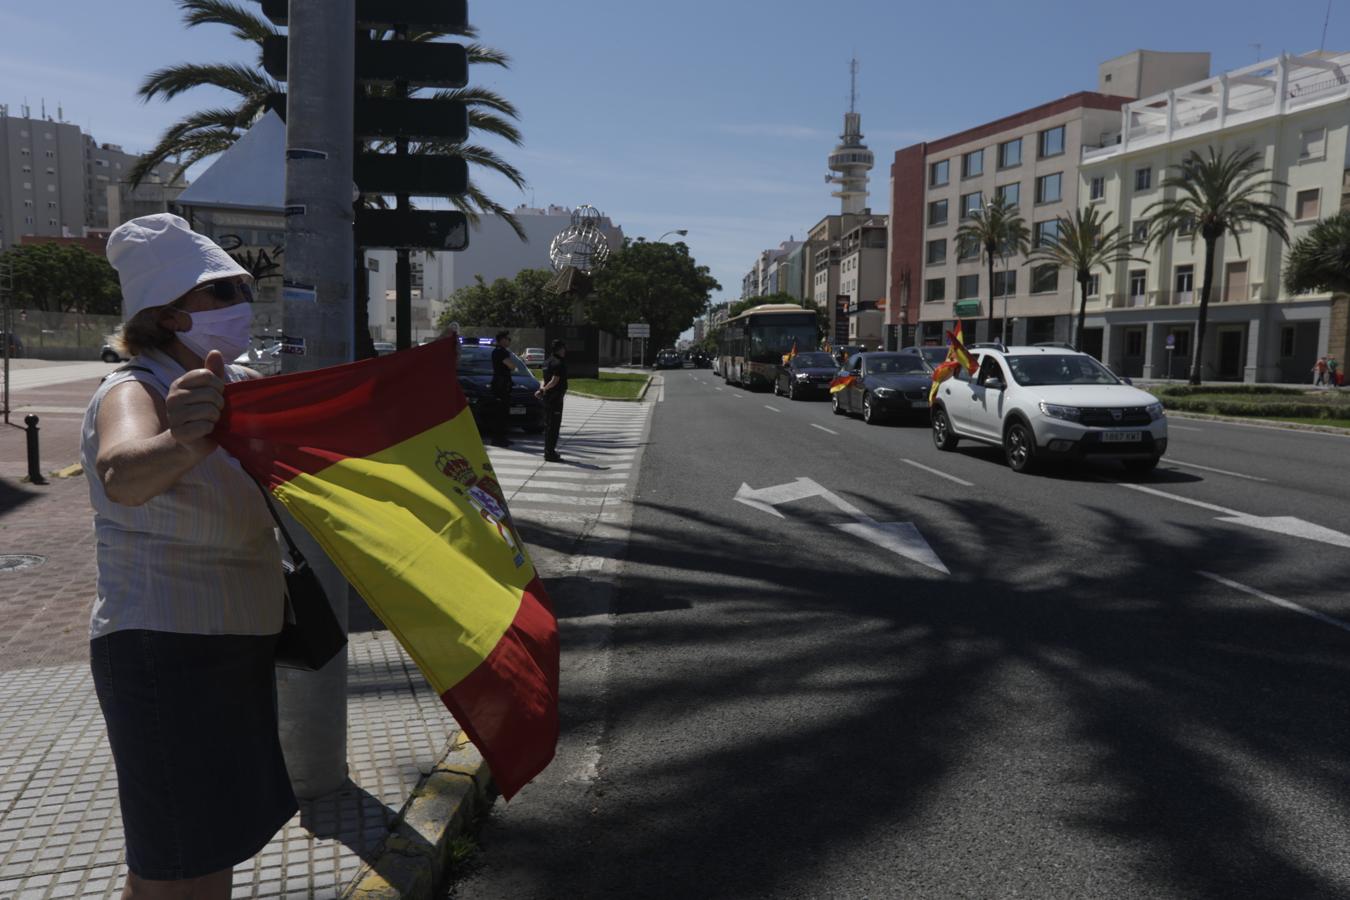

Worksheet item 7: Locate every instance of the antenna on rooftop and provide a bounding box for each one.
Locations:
[1250,42,1263,61]
[849,57,859,114]
[1321,0,1332,52]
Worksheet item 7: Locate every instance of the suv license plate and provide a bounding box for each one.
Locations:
[510,406,527,416]
[1101,431,1142,443]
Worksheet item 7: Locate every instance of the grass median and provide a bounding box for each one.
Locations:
[529,369,649,400]
[1151,383,1350,429]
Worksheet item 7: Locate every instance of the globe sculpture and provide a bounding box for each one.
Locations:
[548,205,611,274]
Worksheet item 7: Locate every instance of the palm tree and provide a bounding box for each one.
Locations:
[955,196,1028,342]
[1143,146,1290,385]
[130,0,527,237]
[1024,206,1139,353]
[1285,210,1350,295]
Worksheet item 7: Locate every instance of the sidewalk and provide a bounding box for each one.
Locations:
[0,375,652,899]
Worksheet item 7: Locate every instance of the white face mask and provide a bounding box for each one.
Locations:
[177,302,254,363]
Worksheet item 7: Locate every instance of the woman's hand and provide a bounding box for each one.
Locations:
[165,350,227,459]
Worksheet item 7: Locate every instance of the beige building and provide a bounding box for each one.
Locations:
[838,214,888,345]
[1079,50,1350,382]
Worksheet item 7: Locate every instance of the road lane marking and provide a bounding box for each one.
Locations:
[1166,459,1269,482]
[1197,571,1350,634]
[715,387,724,391]
[1173,416,1350,439]
[730,393,741,399]
[764,405,780,413]
[1168,425,1203,432]
[902,458,974,487]
[658,383,665,402]
[1119,483,1350,549]
[811,424,839,435]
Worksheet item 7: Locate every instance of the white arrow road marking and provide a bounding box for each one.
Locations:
[1197,571,1350,634]
[1120,483,1350,549]
[734,477,947,574]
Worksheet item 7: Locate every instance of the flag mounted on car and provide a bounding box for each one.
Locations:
[213,338,558,800]
[928,323,980,403]
[781,338,799,366]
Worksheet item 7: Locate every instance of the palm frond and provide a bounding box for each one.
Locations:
[452,182,527,240]
[463,43,510,68]
[179,0,275,43]
[139,62,275,103]
[430,86,520,118]
[437,143,527,191]
[1285,211,1350,294]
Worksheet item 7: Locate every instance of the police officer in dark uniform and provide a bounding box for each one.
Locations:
[535,339,568,462]
[489,330,516,447]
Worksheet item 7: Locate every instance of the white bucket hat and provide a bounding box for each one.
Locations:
[105,213,251,321]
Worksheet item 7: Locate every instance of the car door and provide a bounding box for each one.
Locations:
[937,354,976,433]
[845,356,865,412]
[966,355,1011,440]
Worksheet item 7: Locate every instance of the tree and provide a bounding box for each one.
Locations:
[1024,207,1140,352]
[955,196,1028,339]
[1143,146,1290,385]
[435,268,573,330]
[587,239,721,351]
[1285,210,1350,295]
[0,243,122,315]
[131,0,527,236]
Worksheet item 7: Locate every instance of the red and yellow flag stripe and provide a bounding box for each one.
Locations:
[215,339,557,799]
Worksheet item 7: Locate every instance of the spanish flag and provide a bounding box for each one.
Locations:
[927,324,981,403]
[781,338,798,366]
[829,373,857,394]
[214,338,558,800]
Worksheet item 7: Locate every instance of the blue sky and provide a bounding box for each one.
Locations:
[2,0,1346,304]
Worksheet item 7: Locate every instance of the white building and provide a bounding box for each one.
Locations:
[1079,50,1350,382]
[364,205,623,342]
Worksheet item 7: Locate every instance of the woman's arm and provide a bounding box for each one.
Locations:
[95,352,228,506]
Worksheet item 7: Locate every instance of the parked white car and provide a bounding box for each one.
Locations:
[929,346,1168,474]
[522,347,546,366]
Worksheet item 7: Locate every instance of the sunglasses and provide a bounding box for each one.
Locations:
[194,280,254,304]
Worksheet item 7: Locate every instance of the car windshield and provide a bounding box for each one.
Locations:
[794,352,834,367]
[917,347,948,365]
[459,346,528,375]
[867,355,929,375]
[1005,354,1120,386]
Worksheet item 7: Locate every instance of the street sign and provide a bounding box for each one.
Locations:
[1166,334,1176,349]
[355,153,468,196]
[355,209,469,250]
[265,35,469,89]
[355,97,468,141]
[262,0,468,30]
[627,323,651,338]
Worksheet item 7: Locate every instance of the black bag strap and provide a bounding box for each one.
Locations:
[250,477,306,565]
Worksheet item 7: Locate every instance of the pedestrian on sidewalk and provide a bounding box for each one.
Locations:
[1328,354,1341,387]
[490,330,517,447]
[536,339,569,462]
[85,214,296,898]
[1313,355,1329,386]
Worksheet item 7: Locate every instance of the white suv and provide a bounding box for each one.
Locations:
[930,346,1168,474]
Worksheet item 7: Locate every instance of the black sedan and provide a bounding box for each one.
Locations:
[830,352,933,424]
[773,351,839,400]
[457,344,544,433]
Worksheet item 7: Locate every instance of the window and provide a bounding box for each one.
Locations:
[22,200,32,208]
[1125,329,1145,357]
[47,185,56,192]
[930,159,949,187]
[23,216,34,225]
[926,239,947,265]
[48,219,57,227]
[1296,188,1321,221]
[1280,326,1296,357]
[44,150,54,158]
[20,148,30,156]
[1132,219,1150,244]
[46,201,56,209]
[961,191,983,218]
[962,149,984,179]
[1038,125,1065,158]
[1031,265,1059,293]
[1299,127,1326,160]
[1129,270,1147,299]
[1174,265,1194,296]
[22,182,31,190]
[958,236,980,261]
[45,167,55,175]
[1223,260,1249,302]
[1134,167,1152,191]
[998,138,1022,169]
[957,274,980,299]
[1035,172,1062,204]
[996,182,1020,208]
[1089,176,1105,201]
[993,270,1017,296]
[928,199,948,226]
[1086,273,1100,297]
[1034,220,1061,247]
[20,165,31,174]
[925,278,946,302]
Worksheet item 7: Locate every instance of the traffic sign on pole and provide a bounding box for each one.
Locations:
[627,323,651,338]
[355,209,469,250]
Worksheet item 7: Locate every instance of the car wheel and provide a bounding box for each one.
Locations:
[1004,421,1038,473]
[831,393,845,416]
[932,407,959,450]
[787,381,797,401]
[101,349,119,363]
[862,393,880,425]
[1123,456,1160,475]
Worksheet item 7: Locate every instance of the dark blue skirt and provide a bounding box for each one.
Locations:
[90,629,299,880]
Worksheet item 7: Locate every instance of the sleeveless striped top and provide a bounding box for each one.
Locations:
[81,349,285,638]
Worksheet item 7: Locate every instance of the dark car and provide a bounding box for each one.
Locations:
[901,345,948,370]
[654,349,682,370]
[457,344,544,434]
[773,351,838,400]
[832,344,865,368]
[830,352,933,424]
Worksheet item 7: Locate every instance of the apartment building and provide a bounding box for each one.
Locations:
[0,105,180,249]
[838,214,888,345]
[1078,51,1350,383]
[887,51,1210,347]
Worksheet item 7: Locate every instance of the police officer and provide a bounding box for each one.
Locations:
[489,331,516,447]
[535,339,568,462]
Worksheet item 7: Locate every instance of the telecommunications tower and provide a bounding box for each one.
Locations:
[825,58,874,215]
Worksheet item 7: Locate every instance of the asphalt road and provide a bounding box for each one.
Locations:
[450,369,1350,899]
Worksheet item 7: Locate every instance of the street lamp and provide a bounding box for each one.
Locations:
[656,229,688,243]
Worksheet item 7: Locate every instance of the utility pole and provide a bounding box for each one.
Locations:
[394,32,413,352]
[275,0,356,799]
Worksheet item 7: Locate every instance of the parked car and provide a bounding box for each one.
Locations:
[654,349,682,369]
[457,344,543,433]
[830,352,934,424]
[373,341,397,356]
[99,343,125,363]
[929,345,1168,474]
[773,351,839,400]
[522,347,546,366]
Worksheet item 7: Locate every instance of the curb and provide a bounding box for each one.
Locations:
[1166,409,1350,436]
[341,733,494,899]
